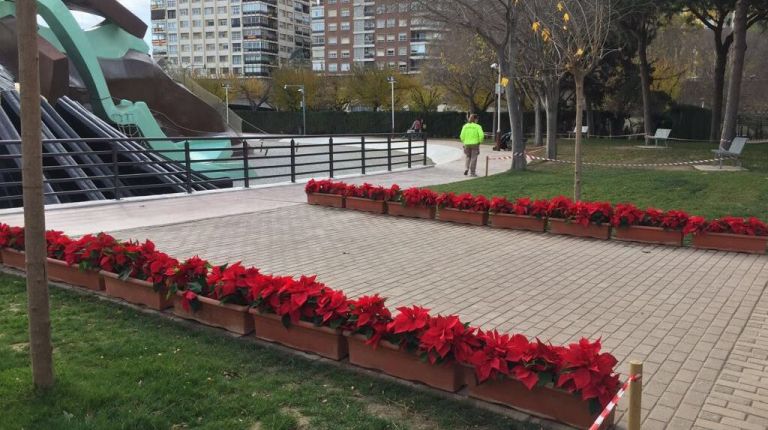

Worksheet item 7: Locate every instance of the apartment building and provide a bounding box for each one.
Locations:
[151,0,311,77]
[310,0,438,74]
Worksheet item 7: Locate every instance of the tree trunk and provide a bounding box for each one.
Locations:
[18,0,54,389]
[506,81,526,170]
[543,76,560,160]
[709,29,733,143]
[638,34,654,146]
[573,70,586,201]
[720,0,748,148]
[534,96,544,147]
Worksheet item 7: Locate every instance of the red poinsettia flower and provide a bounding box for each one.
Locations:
[418,315,478,364]
[556,338,620,407]
[305,179,347,195]
[682,216,706,235]
[401,187,438,207]
[347,294,393,346]
[181,290,200,312]
[0,225,26,251]
[387,305,431,335]
[660,210,690,230]
[546,196,573,219]
[572,201,613,226]
[611,203,644,227]
[45,230,72,260]
[315,288,350,327]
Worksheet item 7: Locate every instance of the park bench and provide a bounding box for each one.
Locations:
[568,125,589,139]
[712,137,748,168]
[652,128,672,147]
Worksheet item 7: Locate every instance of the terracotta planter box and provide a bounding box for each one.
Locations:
[490,213,546,232]
[346,334,463,392]
[468,376,614,430]
[1,249,104,291]
[345,197,386,214]
[692,232,768,254]
[437,208,489,226]
[102,271,172,310]
[386,203,436,220]
[173,293,253,335]
[548,218,611,240]
[307,193,345,208]
[47,258,104,291]
[250,311,348,360]
[614,225,684,246]
[1,248,25,270]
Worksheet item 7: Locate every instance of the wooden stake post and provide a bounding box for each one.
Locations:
[627,361,643,430]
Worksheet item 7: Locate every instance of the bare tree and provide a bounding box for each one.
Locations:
[531,0,616,200]
[685,0,768,143]
[18,0,54,388]
[417,0,527,170]
[422,30,496,114]
[720,0,748,146]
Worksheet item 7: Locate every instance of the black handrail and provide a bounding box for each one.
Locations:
[0,133,430,206]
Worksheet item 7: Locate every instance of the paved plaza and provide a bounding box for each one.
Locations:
[2,141,768,429]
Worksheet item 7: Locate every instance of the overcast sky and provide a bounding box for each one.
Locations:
[72,0,151,45]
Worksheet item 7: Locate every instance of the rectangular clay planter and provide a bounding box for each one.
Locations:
[1,248,25,269]
[437,208,489,226]
[47,258,104,291]
[614,225,684,247]
[345,197,386,214]
[1,249,104,291]
[250,311,348,360]
[548,218,611,240]
[102,271,172,310]
[386,203,436,220]
[307,193,345,208]
[490,213,546,232]
[692,232,768,254]
[173,293,253,335]
[468,376,614,430]
[346,334,463,392]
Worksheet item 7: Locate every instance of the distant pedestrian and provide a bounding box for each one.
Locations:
[409,118,422,133]
[460,114,483,176]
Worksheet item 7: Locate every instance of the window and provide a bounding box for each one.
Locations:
[398,47,406,56]
[386,34,394,41]
[328,63,338,72]
[398,32,407,42]
[340,8,350,17]
[328,23,337,31]
[231,18,240,27]
[328,9,337,17]
[191,7,201,15]
[219,55,228,62]
[328,36,337,44]
[217,6,227,14]
[341,37,350,44]
[340,63,350,72]
[386,48,394,56]
[328,50,338,58]
[340,22,350,31]
[204,7,214,15]
[167,10,176,19]
[206,55,216,63]
[218,19,227,26]
[399,19,408,27]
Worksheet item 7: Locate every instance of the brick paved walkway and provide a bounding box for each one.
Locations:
[110,204,768,430]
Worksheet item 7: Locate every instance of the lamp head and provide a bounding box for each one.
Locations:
[283,84,288,90]
[491,63,499,70]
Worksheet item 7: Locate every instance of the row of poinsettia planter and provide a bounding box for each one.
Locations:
[305,179,768,254]
[0,224,618,429]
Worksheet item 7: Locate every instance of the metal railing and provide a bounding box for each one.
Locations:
[0,133,429,206]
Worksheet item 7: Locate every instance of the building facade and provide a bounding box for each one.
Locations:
[310,0,438,74]
[151,0,311,77]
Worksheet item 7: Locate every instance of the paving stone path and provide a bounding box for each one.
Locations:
[111,204,768,430]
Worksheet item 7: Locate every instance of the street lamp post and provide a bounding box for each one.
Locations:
[221,82,231,126]
[387,76,396,133]
[491,63,502,144]
[284,84,307,135]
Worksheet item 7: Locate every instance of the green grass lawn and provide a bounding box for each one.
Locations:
[434,139,768,219]
[0,273,532,430]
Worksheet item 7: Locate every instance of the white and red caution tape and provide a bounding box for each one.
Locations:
[588,375,640,430]
[486,153,719,168]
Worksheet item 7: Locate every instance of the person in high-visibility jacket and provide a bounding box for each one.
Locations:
[460,114,484,176]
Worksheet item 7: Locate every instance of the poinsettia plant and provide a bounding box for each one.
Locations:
[546,196,574,219]
[399,187,439,207]
[686,216,768,236]
[489,197,549,218]
[572,201,613,226]
[305,179,347,195]
[437,193,491,212]
[345,183,399,201]
[0,224,25,251]
[45,230,72,260]
[612,204,690,231]
[63,232,121,272]
[418,315,479,365]
[556,338,620,408]
[346,294,393,346]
